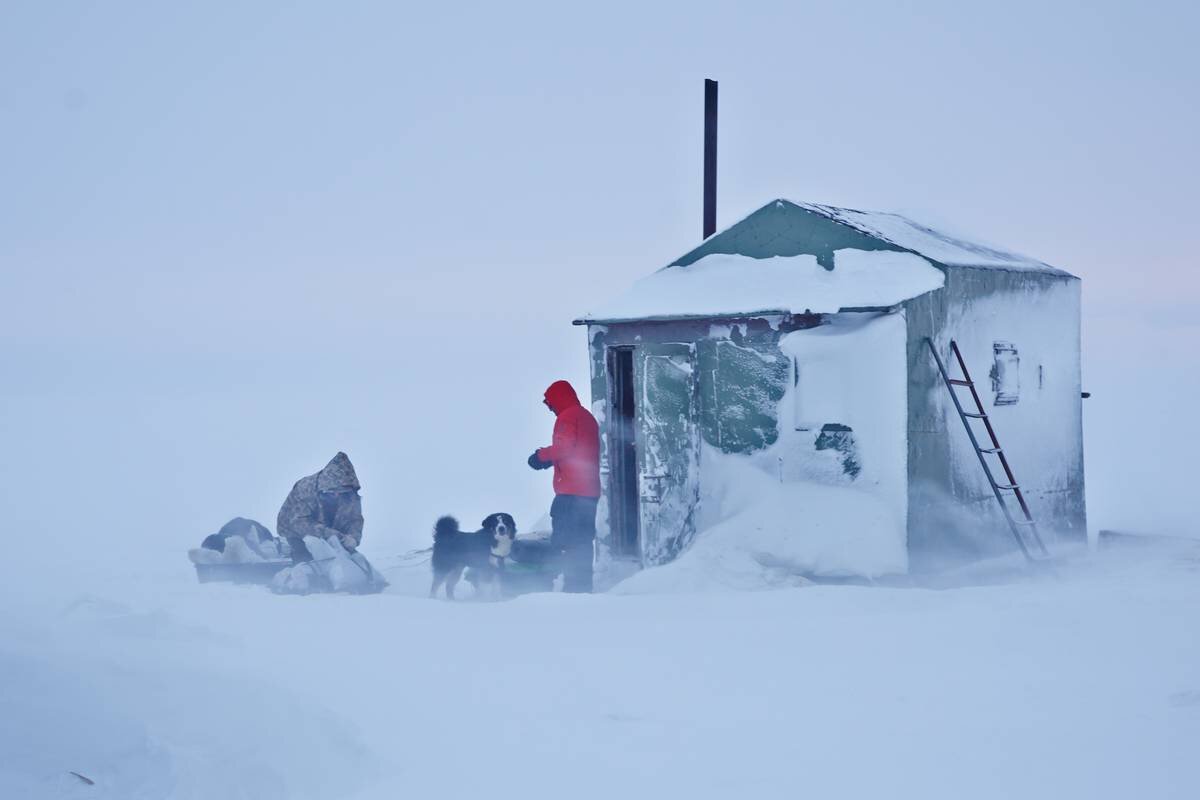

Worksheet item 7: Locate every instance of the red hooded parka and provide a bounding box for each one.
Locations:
[536,380,602,498]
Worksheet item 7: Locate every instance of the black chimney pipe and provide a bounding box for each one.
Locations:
[703,78,718,239]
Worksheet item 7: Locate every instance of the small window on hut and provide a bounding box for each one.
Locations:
[991,341,1019,406]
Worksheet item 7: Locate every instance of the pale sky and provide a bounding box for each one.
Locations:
[2,1,1197,572]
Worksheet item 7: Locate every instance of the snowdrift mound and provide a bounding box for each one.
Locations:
[0,594,376,800]
[0,648,175,799]
[613,456,906,594]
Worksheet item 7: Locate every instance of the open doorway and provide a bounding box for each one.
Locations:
[607,347,640,558]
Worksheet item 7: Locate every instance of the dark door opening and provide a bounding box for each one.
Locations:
[607,347,640,558]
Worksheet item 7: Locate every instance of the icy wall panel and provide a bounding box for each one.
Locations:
[697,333,790,454]
[910,269,1085,566]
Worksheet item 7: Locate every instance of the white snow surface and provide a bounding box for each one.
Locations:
[796,201,1065,272]
[3,540,1199,799]
[583,248,944,321]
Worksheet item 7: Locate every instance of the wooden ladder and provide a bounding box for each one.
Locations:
[926,338,1050,562]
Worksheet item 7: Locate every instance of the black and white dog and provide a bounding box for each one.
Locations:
[429,513,516,600]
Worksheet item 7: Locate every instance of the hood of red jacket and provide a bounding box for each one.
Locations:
[544,380,581,415]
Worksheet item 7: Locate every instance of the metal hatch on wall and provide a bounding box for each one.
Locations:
[992,341,1020,406]
[606,342,702,566]
[633,343,701,565]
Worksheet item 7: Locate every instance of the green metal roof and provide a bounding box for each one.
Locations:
[671,199,1072,275]
[672,199,895,271]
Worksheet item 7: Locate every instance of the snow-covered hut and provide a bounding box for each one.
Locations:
[576,199,1085,576]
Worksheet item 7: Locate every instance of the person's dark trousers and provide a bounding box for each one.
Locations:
[288,536,313,564]
[550,494,598,593]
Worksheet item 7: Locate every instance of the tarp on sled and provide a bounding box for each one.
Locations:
[271,535,388,595]
[189,517,290,585]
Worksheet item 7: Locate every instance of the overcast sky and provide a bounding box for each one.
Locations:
[2,1,1197,573]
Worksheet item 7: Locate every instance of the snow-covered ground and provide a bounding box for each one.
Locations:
[3,538,1198,799]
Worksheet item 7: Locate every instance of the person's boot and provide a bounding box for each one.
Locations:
[288,536,313,564]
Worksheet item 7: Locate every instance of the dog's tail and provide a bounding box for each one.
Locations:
[434,516,460,541]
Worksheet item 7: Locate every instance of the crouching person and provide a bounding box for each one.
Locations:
[277,451,363,561]
[529,380,601,593]
[270,451,386,594]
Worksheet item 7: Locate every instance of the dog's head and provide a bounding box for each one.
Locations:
[481,513,516,538]
[482,513,517,558]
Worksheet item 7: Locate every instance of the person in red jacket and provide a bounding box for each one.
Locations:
[528,379,601,593]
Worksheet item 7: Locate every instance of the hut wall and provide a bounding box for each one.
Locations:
[587,312,910,576]
[586,318,789,564]
[906,269,1086,569]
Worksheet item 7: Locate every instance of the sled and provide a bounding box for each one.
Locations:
[499,559,558,595]
[461,535,559,597]
[193,560,291,586]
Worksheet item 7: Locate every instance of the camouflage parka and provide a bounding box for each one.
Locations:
[277,452,364,548]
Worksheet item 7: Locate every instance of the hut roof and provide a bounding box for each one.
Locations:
[579,199,1073,324]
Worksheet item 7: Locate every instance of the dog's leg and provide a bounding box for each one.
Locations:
[445,566,463,601]
[486,559,502,601]
[429,570,445,599]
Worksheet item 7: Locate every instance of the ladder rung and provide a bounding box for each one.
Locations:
[994,483,1019,491]
[978,447,1002,454]
[963,412,988,419]
[948,379,972,386]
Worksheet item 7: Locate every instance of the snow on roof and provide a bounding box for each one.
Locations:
[577,198,1073,324]
[581,248,945,323]
[795,201,1064,272]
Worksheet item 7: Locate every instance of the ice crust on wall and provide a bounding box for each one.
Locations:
[615,312,909,592]
[584,249,944,321]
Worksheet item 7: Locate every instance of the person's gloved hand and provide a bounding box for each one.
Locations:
[339,533,358,551]
[527,451,552,471]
